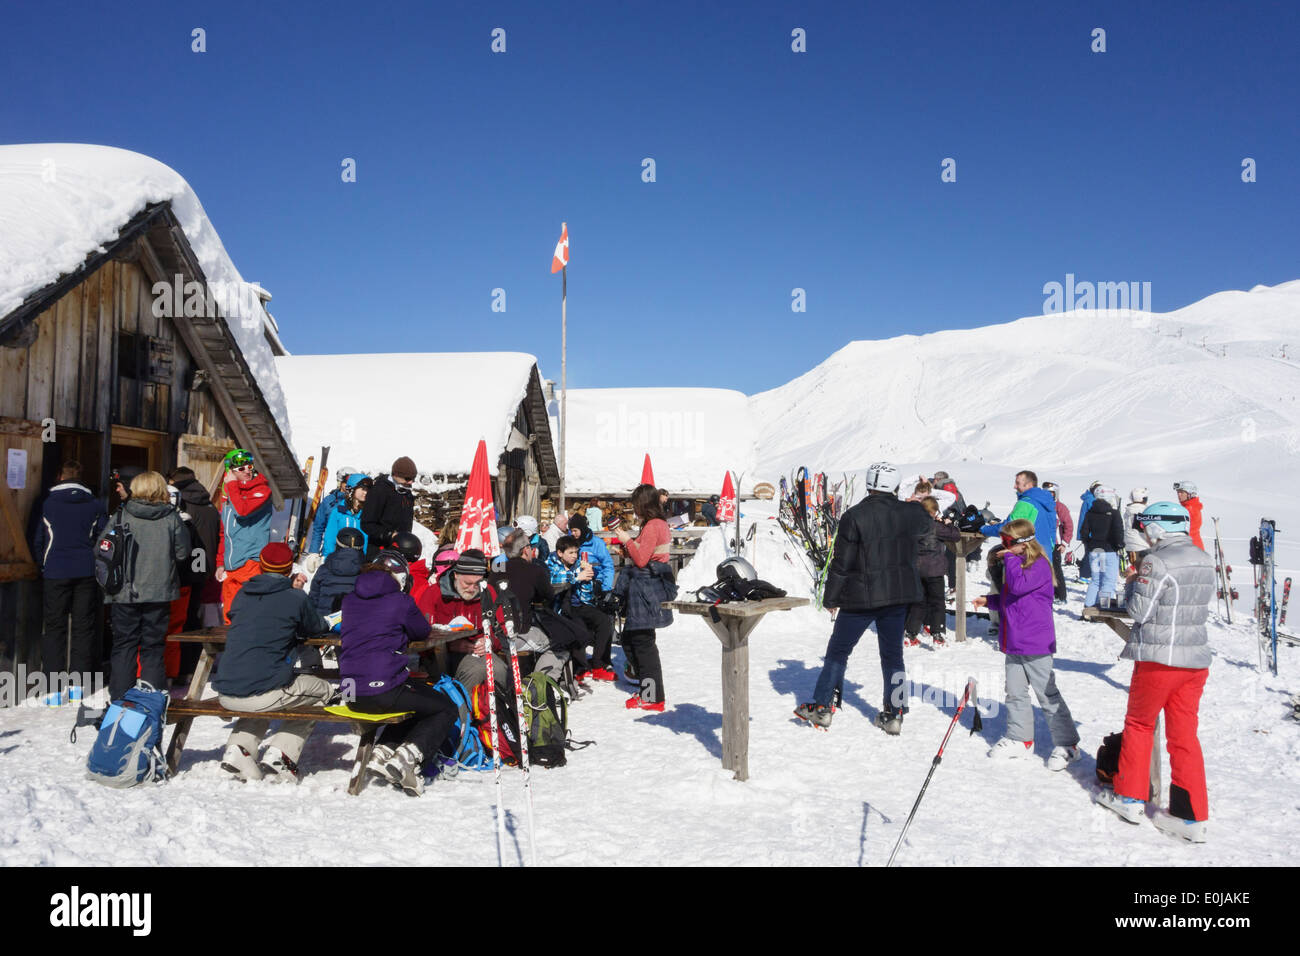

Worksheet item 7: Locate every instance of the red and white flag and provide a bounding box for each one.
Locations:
[551,222,569,274]
[717,472,736,524]
[455,439,500,558]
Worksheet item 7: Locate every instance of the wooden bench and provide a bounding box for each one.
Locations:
[165,697,411,795]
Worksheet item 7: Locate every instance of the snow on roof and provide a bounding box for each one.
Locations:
[275,352,539,477]
[0,143,291,439]
[554,387,757,496]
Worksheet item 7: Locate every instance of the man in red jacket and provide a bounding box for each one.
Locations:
[1175,481,1204,551]
[418,549,508,691]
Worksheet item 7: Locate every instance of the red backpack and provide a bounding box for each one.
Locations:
[471,682,521,766]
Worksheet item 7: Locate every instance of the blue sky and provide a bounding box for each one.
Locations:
[3,0,1298,392]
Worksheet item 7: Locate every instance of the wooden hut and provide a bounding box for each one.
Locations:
[1,177,305,672]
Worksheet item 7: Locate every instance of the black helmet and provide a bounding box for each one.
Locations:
[391,531,422,563]
[371,550,409,576]
[717,556,756,583]
[335,527,365,550]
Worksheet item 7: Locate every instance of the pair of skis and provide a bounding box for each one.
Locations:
[1210,517,1238,623]
[287,447,331,554]
[478,580,538,867]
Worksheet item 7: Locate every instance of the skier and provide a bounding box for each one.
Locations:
[308,526,365,615]
[1123,487,1149,568]
[1174,481,1204,550]
[1080,486,1125,610]
[1040,481,1073,603]
[341,549,459,796]
[321,474,372,557]
[213,542,331,783]
[905,497,960,647]
[794,461,930,734]
[214,448,273,625]
[978,471,1057,552]
[1076,481,1102,584]
[305,465,359,561]
[973,520,1080,769]
[612,484,676,711]
[1094,502,1215,842]
[34,460,108,681]
[360,457,417,560]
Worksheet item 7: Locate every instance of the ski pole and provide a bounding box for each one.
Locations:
[887,677,982,868]
[479,584,508,866]
[495,581,538,867]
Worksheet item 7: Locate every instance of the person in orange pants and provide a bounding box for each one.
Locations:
[1094,501,1215,842]
[213,448,274,624]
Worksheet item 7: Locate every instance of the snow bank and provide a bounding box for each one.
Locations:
[553,387,756,496]
[0,143,292,442]
[275,352,537,477]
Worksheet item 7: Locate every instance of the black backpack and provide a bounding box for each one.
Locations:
[94,510,137,597]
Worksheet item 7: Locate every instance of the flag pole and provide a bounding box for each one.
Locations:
[560,257,567,513]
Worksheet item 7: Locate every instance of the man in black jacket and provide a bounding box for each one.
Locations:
[796,461,930,735]
[360,457,416,560]
[34,460,108,681]
[308,526,364,615]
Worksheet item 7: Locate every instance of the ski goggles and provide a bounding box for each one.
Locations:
[223,448,254,470]
[1000,531,1036,547]
[1135,512,1188,530]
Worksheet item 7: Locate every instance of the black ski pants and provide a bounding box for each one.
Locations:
[108,602,170,700]
[906,576,948,637]
[622,628,664,703]
[1051,546,1067,602]
[354,678,459,760]
[570,604,614,670]
[41,576,101,678]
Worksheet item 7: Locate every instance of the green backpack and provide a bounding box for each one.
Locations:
[522,672,570,768]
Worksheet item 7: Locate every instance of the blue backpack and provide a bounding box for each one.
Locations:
[425,675,492,778]
[85,681,170,788]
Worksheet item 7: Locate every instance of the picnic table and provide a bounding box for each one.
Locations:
[665,596,809,781]
[1081,604,1133,640]
[163,624,463,790]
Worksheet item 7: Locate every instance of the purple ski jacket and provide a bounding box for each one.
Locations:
[340,570,431,697]
[984,551,1056,656]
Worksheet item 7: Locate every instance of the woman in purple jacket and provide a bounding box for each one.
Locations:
[341,551,457,796]
[973,519,1080,771]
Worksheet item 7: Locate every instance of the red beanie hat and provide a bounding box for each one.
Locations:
[259,542,294,575]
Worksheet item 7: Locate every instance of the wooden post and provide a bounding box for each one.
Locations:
[947,533,985,643]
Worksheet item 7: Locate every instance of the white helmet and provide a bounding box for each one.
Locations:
[865,461,902,494]
[337,465,360,480]
[1173,480,1197,496]
[1129,486,1147,503]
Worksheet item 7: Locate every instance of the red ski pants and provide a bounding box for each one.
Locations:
[1114,661,1209,821]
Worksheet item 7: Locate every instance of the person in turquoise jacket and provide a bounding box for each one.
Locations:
[566,513,615,592]
[979,471,1058,551]
[322,474,371,557]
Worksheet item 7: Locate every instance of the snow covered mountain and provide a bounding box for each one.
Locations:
[749,280,1300,572]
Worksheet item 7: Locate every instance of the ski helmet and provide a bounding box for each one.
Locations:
[1129,487,1147,503]
[1135,501,1190,536]
[695,585,726,604]
[371,549,409,576]
[865,461,902,494]
[717,556,757,583]
[335,527,365,550]
[433,547,460,577]
[1041,481,1059,499]
[337,465,360,481]
[1173,480,1198,497]
[223,448,254,471]
[391,531,422,563]
[346,473,371,489]
[515,515,539,536]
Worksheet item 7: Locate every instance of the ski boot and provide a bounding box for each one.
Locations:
[259,746,301,784]
[1093,788,1145,824]
[381,743,426,796]
[220,744,263,782]
[1047,744,1080,771]
[793,702,832,730]
[873,710,903,736]
[904,633,921,648]
[1151,809,1208,843]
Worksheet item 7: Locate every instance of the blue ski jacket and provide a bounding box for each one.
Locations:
[308,488,345,554]
[980,486,1058,551]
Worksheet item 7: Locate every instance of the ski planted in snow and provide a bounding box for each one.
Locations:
[298,447,331,554]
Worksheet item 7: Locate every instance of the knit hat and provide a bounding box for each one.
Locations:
[453,549,489,576]
[391,456,417,480]
[259,542,294,575]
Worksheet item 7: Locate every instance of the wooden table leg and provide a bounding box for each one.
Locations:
[350,724,377,796]
[165,641,218,774]
[721,616,760,782]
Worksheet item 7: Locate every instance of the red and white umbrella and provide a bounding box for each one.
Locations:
[717,471,736,524]
[456,439,500,558]
[640,453,656,487]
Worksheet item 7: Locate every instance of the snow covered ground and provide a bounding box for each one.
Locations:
[2,503,1296,867]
